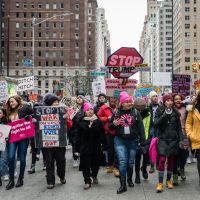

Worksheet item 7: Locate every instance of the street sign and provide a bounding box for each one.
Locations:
[22,59,33,67]
[89,71,106,76]
[106,47,144,79]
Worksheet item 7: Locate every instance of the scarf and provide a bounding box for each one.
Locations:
[83,115,98,128]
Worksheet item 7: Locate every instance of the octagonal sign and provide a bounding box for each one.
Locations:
[106,47,143,79]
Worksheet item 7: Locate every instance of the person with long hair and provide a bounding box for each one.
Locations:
[154,94,183,193]
[109,92,145,194]
[5,95,33,190]
[186,92,200,184]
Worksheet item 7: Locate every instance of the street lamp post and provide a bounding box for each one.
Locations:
[31,12,73,76]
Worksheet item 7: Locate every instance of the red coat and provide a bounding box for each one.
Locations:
[98,104,115,135]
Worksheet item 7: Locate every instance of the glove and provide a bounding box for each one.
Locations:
[24,115,31,121]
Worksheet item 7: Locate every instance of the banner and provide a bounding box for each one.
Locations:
[0,125,11,151]
[172,74,190,96]
[153,72,171,86]
[105,79,137,97]
[135,87,154,97]
[17,76,34,92]
[8,117,35,143]
[0,81,8,102]
[92,80,106,98]
[34,106,67,148]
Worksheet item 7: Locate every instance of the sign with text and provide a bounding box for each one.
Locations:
[0,125,11,151]
[105,79,137,97]
[92,80,106,98]
[135,87,154,97]
[8,117,35,143]
[106,47,144,79]
[172,74,190,96]
[153,72,171,86]
[34,106,67,148]
[17,76,34,92]
[0,81,8,102]
[90,71,106,76]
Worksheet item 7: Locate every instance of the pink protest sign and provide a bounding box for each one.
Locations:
[8,117,35,143]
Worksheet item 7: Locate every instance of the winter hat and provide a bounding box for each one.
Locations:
[43,93,59,106]
[76,90,85,97]
[148,91,158,102]
[134,98,147,111]
[119,91,133,104]
[77,95,85,101]
[83,102,94,112]
[98,93,107,99]
[162,94,173,104]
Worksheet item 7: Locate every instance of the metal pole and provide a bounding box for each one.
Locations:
[171,0,174,91]
[7,15,10,76]
[0,0,2,76]
[32,17,35,76]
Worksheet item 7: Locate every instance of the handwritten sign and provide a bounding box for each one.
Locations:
[0,125,11,151]
[34,106,67,148]
[172,74,190,96]
[135,87,154,97]
[17,76,34,92]
[0,81,8,102]
[92,80,106,98]
[8,117,35,143]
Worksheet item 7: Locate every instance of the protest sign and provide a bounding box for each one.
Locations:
[92,80,106,98]
[17,76,34,92]
[172,74,190,96]
[34,106,67,148]
[105,79,137,97]
[135,87,154,97]
[0,81,8,102]
[0,125,11,151]
[8,117,35,143]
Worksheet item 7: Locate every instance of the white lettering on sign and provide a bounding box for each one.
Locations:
[109,55,142,66]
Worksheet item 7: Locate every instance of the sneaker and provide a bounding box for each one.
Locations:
[60,177,66,184]
[4,175,9,181]
[73,159,79,168]
[156,183,163,193]
[166,180,173,189]
[113,168,120,177]
[92,177,98,184]
[105,166,113,173]
[47,184,54,189]
[83,183,91,190]
[187,157,192,164]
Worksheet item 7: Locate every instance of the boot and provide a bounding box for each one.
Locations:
[15,176,23,188]
[117,176,127,194]
[173,174,178,186]
[141,167,148,179]
[28,164,35,174]
[6,177,15,190]
[135,173,141,184]
[127,168,134,187]
[180,169,186,181]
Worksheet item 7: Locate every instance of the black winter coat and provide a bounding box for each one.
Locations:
[154,107,183,157]
[74,118,105,171]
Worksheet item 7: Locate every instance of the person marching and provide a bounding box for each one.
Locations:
[154,94,183,193]
[5,95,33,190]
[42,93,66,189]
[109,92,145,194]
[74,102,105,190]
[186,92,200,184]
[94,93,107,114]
[98,97,120,177]
[172,94,189,185]
[134,98,153,184]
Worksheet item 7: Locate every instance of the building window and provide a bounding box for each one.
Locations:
[23,3,27,9]
[53,32,57,38]
[185,32,190,37]
[194,49,197,54]
[53,70,56,76]
[75,52,79,59]
[61,61,64,66]
[60,32,64,38]
[16,22,20,28]
[53,61,56,66]
[16,12,19,18]
[38,61,41,66]
[60,22,64,28]
[53,42,56,48]
[75,33,79,39]
[185,24,190,29]
[23,42,27,47]
[38,3,42,9]
[194,24,197,29]
[75,42,79,48]
[23,32,26,38]
[52,52,56,58]
[75,14,79,20]
[75,23,79,30]
[45,52,49,58]
[185,7,190,12]
[15,42,19,47]
[16,61,20,66]
[60,51,64,57]
[194,0,196,3]
[46,3,49,9]
[38,51,42,57]
[31,3,34,8]
[185,57,190,62]
[23,51,27,57]
[185,0,190,3]
[60,70,64,76]
[23,22,27,28]
[185,16,190,20]
[61,42,64,48]
[46,22,49,28]
[194,32,197,37]
[194,7,196,12]
[38,32,42,38]
[45,80,49,88]
[46,42,49,48]
[60,3,64,9]
[46,61,49,67]
[16,32,19,38]
[15,70,19,76]
[39,13,42,18]
[24,12,27,18]
[16,2,20,8]
[53,3,57,9]
[38,41,42,47]
[75,3,79,10]
[53,22,57,28]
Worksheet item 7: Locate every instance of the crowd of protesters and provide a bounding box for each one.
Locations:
[0,90,200,194]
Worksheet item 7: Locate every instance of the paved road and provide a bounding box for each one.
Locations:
[1,147,200,200]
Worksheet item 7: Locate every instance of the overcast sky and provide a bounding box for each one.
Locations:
[98,0,147,53]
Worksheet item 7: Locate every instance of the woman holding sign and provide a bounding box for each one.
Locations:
[5,95,33,190]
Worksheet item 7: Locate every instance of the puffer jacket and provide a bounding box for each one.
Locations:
[186,105,200,150]
[154,107,183,156]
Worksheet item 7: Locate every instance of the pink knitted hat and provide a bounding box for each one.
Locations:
[119,91,133,104]
[83,102,94,112]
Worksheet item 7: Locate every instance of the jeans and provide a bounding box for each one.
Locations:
[114,136,137,177]
[8,139,29,178]
[43,147,66,185]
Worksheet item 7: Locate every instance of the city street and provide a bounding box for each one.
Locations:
[1,147,200,200]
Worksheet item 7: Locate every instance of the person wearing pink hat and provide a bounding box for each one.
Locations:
[74,102,105,190]
[154,94,183,193]
[109,91,145,194]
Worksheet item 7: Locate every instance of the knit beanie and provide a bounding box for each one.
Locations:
[148,91,158,102]
[77,95,85,101]
[119,91,133,104]
[83,102,94,112]
[43,93,59,106]
[134,98,147,111]
[162,94,173,104]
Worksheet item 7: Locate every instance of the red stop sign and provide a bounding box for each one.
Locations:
[106,47,143,79]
